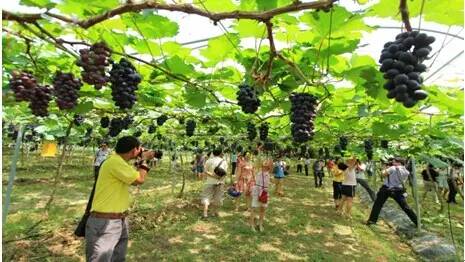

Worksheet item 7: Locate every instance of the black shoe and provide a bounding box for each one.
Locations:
[366,220,376,226]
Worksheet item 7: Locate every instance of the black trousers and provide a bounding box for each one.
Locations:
[314,172,323,187]
[304,165,309,176]
[231,162,237,175]
[296,164,303,173]
[356,178,376,201]
[447,178,458,203]
[368,186,417,225]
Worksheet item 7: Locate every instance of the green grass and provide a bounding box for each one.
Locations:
[1,150,461,261]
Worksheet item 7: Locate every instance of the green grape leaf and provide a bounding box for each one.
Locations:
[234,20,266,38]
[164,56,195,76]
[185,87,207,108]
[123,13,179,39]
[73,101,94,114]
[256,0,277,11]
[200,34,240,66]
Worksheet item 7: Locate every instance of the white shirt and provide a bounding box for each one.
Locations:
[343,167,357,186]
[383,166,409,188]
[355,163,367,180]
[204,156,228,185]
[94,148,110,166]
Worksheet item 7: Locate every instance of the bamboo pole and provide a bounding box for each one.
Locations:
[3,125,24,227]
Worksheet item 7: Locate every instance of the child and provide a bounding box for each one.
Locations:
[250,159,273,232]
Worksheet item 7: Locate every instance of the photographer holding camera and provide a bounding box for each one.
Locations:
[366,157,418,226]
[201,147,227,219]
[85,136,159,261]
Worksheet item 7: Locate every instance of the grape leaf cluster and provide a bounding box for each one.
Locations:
[289,93,318,143]
[364,139,373,160]
[236,84,260,114]
[247,122,257,141]
[379,31,435,107]
[9,71,37,101]
[109,58,141,109]
[259,122,269,141]
[77,42,112,89]
[53,72,82,110]
[186,120,196,137]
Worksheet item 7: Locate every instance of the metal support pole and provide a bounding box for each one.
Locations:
[410,157,421,230]
[3,125,24,227]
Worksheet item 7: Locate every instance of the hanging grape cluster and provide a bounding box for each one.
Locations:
[334,144,342,156]
[157,115,168,126]
[339,136,348,151]
[318,148,324,157]
[324,147,330,159]
[259,122,269,141]
[9,71,37,101]
[381,140,389,149]
[289,93,318,143]
[100,116,110,128]
[379,31,435,108]
[263,140,274,152]
[148,124,156,134]
[74,115,84,126]
[52,72,82,110]
[133,130,142,137]
[108,117,125,137]
[364,139,373,160]
[186,120,196,137]
[77,42,112,89]
[29,86,52,117]
[236,84,261,114]
[122,115,133,129]
[247,122,257,141]
[109,58,141,110]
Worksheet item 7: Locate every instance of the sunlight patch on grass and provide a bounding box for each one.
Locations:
[333,224,352,236]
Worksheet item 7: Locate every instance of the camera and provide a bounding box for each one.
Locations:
[138,148,163,160]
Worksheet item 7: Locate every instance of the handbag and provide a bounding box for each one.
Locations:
[214,160,227,177]
[74,168,100,237]
[258,172,268,204]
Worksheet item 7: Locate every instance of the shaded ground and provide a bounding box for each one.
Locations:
[2,151,461,261]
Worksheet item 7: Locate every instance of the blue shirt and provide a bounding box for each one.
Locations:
[274,163,285,178]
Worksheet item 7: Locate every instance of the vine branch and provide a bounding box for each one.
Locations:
[399,0,412,32]
[3,1,333,29]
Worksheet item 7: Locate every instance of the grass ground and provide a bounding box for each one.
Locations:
[2,149,463,261]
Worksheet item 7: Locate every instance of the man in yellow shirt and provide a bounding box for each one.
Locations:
[86,136,155,262]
